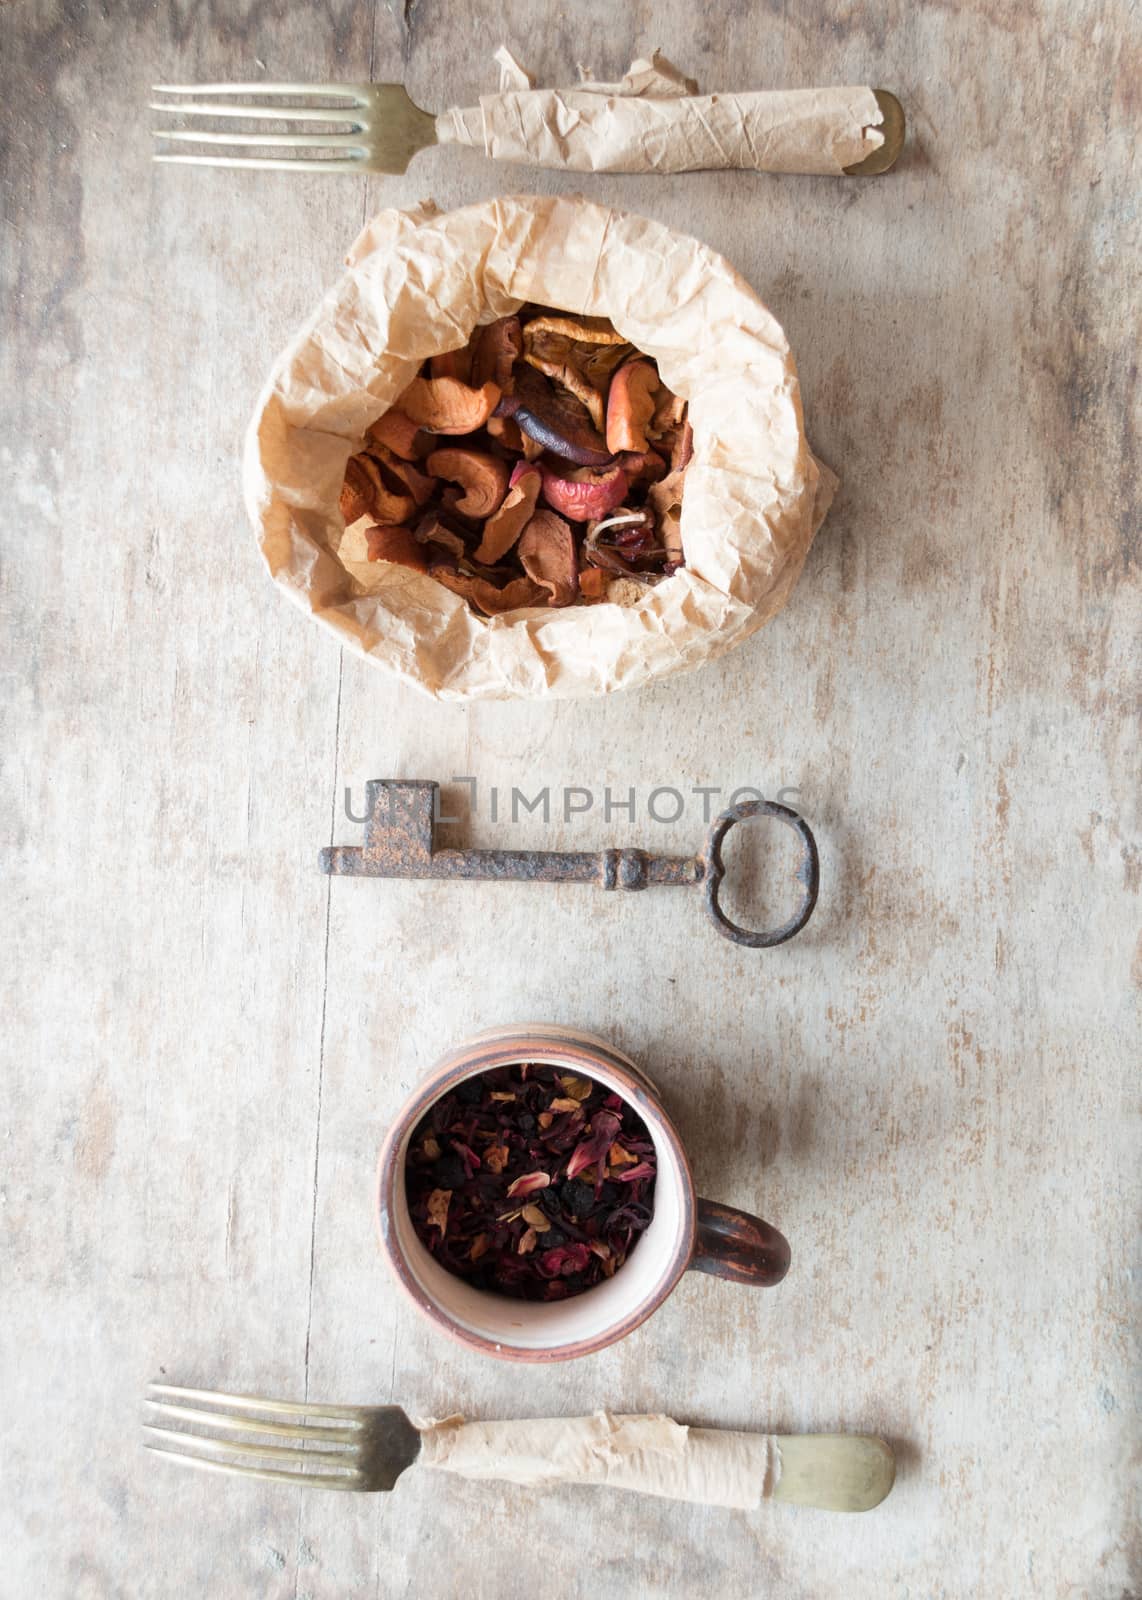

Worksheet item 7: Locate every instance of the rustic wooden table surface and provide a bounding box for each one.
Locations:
[3,2,1138,1595]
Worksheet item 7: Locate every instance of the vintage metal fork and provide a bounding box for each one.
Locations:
[150,82,905,176]
[142,1382,896,1511]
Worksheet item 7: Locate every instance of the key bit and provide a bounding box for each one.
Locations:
[320,780,819,948]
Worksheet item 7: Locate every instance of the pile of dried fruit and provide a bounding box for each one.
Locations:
[340,309,692,615]
[406,1064,657,1301]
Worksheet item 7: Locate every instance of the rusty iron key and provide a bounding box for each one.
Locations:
[320,780,819,948]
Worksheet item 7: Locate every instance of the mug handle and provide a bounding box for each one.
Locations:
[689,1198,790,1286]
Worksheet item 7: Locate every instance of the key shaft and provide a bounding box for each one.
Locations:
[321,842,702,889]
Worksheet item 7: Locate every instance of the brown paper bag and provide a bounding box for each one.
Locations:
[243,194,836,701]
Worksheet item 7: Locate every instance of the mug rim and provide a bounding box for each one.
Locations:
[375,1024,697,1362]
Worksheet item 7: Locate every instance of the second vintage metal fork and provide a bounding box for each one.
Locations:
[143,1382,895,1511]
[151,81,905,176]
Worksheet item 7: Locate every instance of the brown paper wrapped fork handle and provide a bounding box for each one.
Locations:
[437,86,903,177]
[418,1413,895,1511]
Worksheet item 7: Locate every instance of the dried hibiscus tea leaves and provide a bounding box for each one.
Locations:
[405,1063,657,1302]
[341,304,690,617]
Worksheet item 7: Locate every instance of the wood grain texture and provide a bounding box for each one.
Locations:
[2,1,1138,1596]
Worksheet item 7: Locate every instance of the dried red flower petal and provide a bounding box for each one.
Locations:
[506,1171,552,1199]
[538,1242,593,1278]
[566,1110,623,1183]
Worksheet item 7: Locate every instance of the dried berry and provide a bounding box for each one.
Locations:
[406,1063,657,1302]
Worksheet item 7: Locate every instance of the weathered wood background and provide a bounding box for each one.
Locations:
[3,1,1138,1595]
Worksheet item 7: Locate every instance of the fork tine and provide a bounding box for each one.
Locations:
[147,1382,367,1422]
[144,1443,367,1490]
[152,153,366,172]
[142,1425,359,1472]
[145,1399,361,1443]
[152,82,366,100]
[148,101,367,123]
[153,130,365,150]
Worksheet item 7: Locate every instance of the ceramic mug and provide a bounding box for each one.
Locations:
[376,1024,790,1362]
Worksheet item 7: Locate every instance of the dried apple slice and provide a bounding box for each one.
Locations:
[522,322,632,432]
[426,448,510,519]
[500,366,612,466]
[367,409,425,460]
[340,455,416,526]
[606,360,659,455]
[472,316,523,392]
[365,525,429,573]
[365,442,435,506]
[430,344,473,383]
[474,464,542,564]
[518,510,579,607]
[540,463,628,523]
[433,570,548,615]
[396,376,501,434]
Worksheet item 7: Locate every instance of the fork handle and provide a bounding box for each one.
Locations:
[418,1414,894,1511]
[435,86,890,177]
